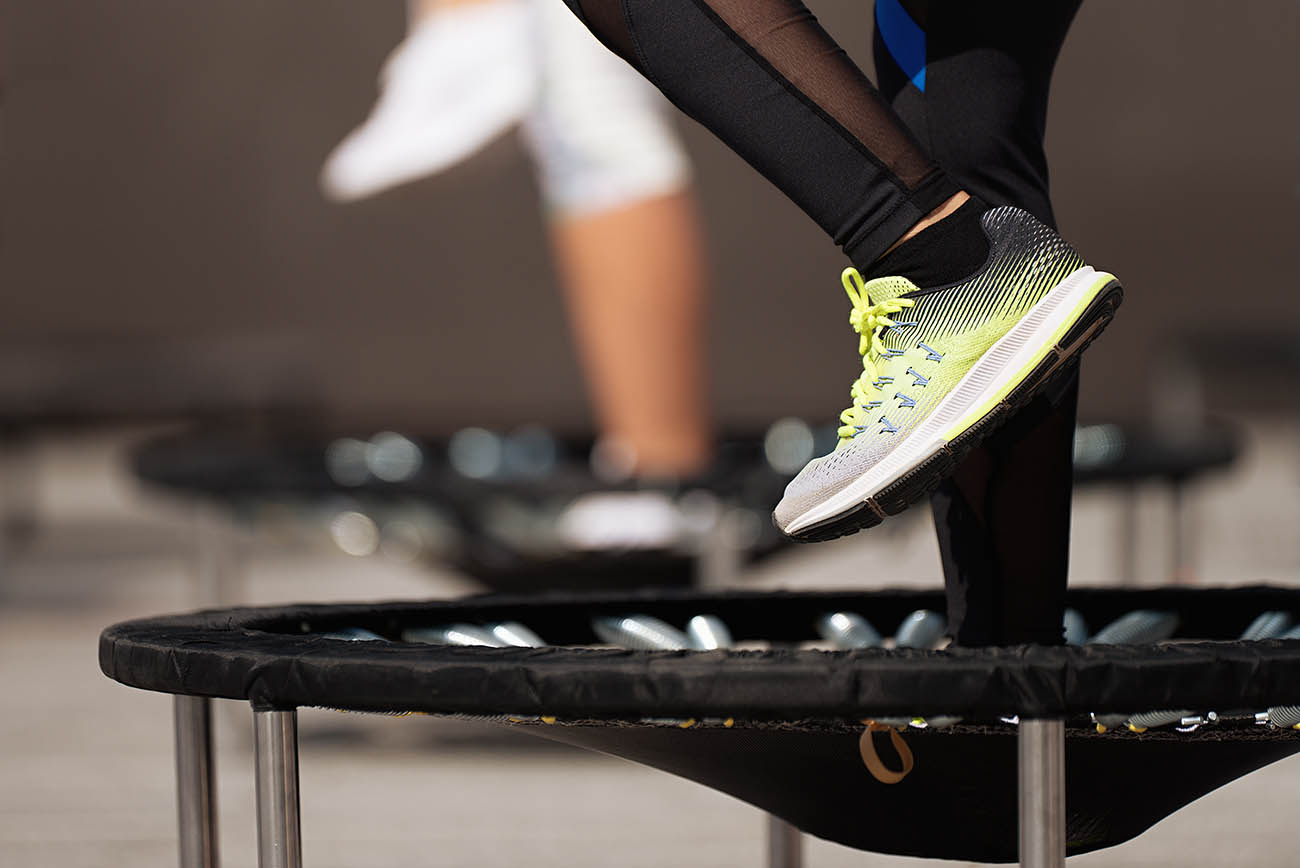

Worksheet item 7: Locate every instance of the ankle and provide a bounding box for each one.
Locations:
[865,194,990,288]
[889,191,971,253]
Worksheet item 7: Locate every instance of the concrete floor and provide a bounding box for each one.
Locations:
[2,427,1299,867]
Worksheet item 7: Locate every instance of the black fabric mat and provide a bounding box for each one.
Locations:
[101,587,1300,717]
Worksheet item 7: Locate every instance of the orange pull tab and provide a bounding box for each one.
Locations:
[859,722,915,784]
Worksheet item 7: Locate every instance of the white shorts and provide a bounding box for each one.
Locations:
[522,0,692,217]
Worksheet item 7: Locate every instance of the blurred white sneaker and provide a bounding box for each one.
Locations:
[321,0,535,201]
[557,491,683,551]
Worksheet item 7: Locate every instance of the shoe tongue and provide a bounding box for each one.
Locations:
[863,275,918,306]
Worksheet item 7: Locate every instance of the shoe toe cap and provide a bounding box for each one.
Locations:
[773,454,847,532]
[773,439,893,533]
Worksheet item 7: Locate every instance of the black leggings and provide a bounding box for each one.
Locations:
[876,0,1082,646]
[561,0,1084,644]
[561,0,961,266]
[874,0,1080,227]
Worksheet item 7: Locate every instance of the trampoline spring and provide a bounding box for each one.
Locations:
[591,614,690,650]
[685,614,733,650]
[449,712,528,723]
[401,624,507,647]
[639,717,697,728]
[320,627,387,641]
[1125,710,1199,733]
[1227,620,1299,728]
[1239,611,1294,641]
[1087,610,1178,645]
[1211,619,1300,728]
[1175,712,1218,731]
[815,612,882,649]
[325,707,413,717]
[1090,713,1130,733]
[1062,608,1089,645]
[1266,706,1300,729]
[893,610,947,649]
[484,621,546,647]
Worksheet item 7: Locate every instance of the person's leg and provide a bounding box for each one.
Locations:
[524,0,710,479]
[561,0,1121,541]
[321,0,535,201]
[874,0,1083,645]
[560,0,963,268]
[549,194,712,478]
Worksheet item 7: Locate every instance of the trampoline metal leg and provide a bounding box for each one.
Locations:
[766,814,803,868]
[1018,718,1065,868]
[175,695,219,868]
[194,503,241,608]
[695,500,744,590]
[253,709,302,868]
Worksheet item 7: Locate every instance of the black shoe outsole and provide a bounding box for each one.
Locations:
[786,278,1124,544]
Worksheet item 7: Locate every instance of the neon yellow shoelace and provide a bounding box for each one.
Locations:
[837,267,916,441]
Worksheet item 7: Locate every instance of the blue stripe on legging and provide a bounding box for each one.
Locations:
[875,0,926,92]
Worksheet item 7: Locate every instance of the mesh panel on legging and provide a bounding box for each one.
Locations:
[560,0,961,265]
[873,0,1083,646]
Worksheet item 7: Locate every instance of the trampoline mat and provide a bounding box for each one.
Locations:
[520,719,1299,862]
[100,586,1300,862]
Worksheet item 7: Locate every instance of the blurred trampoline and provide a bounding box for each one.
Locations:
[130,420,1239,593]
[101,586,1300,867]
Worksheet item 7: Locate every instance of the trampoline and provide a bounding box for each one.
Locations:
[130,420,1240,594]
[132,425,806,591]
[101,586,1300,868]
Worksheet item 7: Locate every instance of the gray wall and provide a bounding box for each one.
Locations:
[3,0,1297,430]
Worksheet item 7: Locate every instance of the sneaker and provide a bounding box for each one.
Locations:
[774,206,1123,541]
[320,0,535,201]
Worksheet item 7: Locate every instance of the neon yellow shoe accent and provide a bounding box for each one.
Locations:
[775,205,1123,541]
[942,270,1118,442]
[836,267,917,442]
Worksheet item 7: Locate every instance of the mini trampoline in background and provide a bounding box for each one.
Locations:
[132,425,809,594]
[100,586,1300,868]
[130,419,1241,599]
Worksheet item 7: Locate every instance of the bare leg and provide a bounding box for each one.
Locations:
[412,0,485,17]
[549,191,712,479]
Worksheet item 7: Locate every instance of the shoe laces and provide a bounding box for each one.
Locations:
[837,267,915,442]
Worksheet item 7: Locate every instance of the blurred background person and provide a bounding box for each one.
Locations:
[322,0,714,481]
